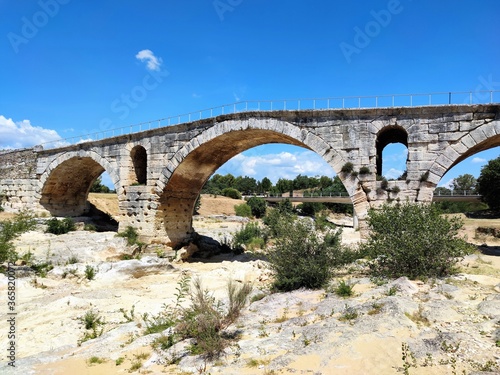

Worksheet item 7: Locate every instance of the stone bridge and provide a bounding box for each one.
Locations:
[0,104,499,246]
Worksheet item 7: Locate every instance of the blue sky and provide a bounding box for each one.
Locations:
[1,0,500,188]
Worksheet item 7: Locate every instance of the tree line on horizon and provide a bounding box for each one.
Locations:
[201,173,348,197]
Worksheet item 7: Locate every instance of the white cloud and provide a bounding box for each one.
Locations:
[384,168,404,180]
[135,49,163,71]
[438,178,454,189]
[0,115,64,149]
[216,150,336,183]
[472,157,486,163]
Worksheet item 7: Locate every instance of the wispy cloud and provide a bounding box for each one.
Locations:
[0,115,64,149]
[471,157,486,163]
[135,49,163,71]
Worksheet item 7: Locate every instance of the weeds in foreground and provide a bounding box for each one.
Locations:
[78,309,106,346]
[334,279,355,298]
[87,356,106,365]
[117,226,144,249]
[0,209,37,263]
[147,276,252,360]
[84,265,96,280]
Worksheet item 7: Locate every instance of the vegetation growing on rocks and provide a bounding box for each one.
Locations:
[46,217,76,235]
[0,209,37,263]
[362,202,475,279]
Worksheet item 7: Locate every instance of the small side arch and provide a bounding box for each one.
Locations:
[130,145,148,185]
[39,150,119,216]
[376,126,408,176]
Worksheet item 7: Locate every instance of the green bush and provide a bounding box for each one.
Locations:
[362,203,475,279]
[222,188,242,200]
[246,197,267,218]
[234,203,252,218]
[232,222,266,249]
[0,210,37,263]
[341,162,354,174]
[266,217,347,291]
[359,166,370,175]
[46,217,76,235]
[334,279,354,297]
[85,265,96,280]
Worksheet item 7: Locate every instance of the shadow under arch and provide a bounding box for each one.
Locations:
[155,122,361,246]
[39,151,119,217]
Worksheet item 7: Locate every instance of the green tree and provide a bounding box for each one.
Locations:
[451,174,477,193]
[222,188,242,200]
[319,176,333,189]
[275,178,293,194]
[90,176,111,193]
[233,176,257,195]
[362,202,474,279]
[477,156,500,211]
[260,177,272,193]
[246,197,267,218]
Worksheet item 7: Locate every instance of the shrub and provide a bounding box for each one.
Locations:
[232,222,266,249]
[246,197,267,218]
[263,207,296,237]
[359,166,370,175]
[341,162,354,174]
[78,309,105,345]
[361,203,475,279]
[266,217,346,291]
[380,178,389,190]
[222,188,242,200]
[117,226,144,248]
[176,278,252,359]
[234,203,252,218]
[85,265,96,280]
[334,279,354,297]
[0,210,37,263]
[420,171,430,182]
[298,202,324,217]
[46,217,76,235]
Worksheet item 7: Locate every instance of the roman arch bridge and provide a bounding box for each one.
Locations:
[0,102,499,246]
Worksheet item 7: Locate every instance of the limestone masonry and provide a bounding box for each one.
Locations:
[1,104,499,245]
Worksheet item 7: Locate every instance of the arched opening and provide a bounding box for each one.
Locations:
[130,145,147,185]
[156,127,357,247]
[41,157,105,216]
[376,126,408,178]
[40,156,119,230]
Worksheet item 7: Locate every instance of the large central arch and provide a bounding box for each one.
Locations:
[154,118,362,246]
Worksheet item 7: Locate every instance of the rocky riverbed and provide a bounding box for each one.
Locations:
[1,215,500,374]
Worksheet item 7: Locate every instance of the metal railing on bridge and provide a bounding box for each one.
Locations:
[40,90,500,150]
